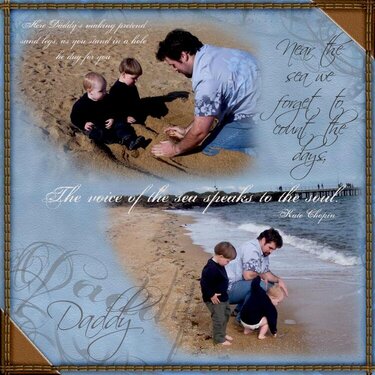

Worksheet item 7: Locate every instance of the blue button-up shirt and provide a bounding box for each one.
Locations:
[192,44,260,124]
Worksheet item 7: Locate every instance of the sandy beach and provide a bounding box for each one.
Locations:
[108,205,361,360]
[17,19,253,179]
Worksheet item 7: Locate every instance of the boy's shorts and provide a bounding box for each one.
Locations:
[241,319,263,330]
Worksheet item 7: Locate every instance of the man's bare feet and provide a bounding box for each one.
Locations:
[243,328,251,335]
[220,340,232,346]
[225,335,234,341]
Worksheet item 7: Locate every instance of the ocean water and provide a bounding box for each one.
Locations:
[174,195,365,280]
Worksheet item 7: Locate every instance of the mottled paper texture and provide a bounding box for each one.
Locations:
[1,2,373,373]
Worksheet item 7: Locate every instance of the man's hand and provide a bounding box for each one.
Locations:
[210,293,221,304]
[165,126,187,141]
[260,272,288,296]
[278,278,288,297]
[152,116,214,158]
[127,116,136,124]
[105,119,114,129]
[84,122,94,131]
[151,141,179,158]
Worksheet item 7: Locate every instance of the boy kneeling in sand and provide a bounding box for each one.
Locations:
[200,242,237,346]
[240,276,284,339]
[70,72,145,150]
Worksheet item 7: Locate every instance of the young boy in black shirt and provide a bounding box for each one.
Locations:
[70,72,145,150]
[109,57,143,125]
[200,242,237,346]
[240,276,285,339]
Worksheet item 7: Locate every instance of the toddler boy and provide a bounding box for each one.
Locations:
[240,276,285,339]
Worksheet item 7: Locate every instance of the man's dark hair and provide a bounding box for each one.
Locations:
[156,29,204,61]
[257,228,283,248]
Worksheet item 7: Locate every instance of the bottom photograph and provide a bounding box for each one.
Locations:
[10,188,366,366]
[106,192,366,363]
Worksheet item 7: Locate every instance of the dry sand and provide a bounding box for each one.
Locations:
[17,20,254,179]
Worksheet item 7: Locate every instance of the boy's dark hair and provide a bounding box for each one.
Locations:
[156,29,204,61]
[214,241,237,260]
[257,228,283,248]
[119,57,143,75]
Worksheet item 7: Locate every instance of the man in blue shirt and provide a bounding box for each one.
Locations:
[226,228,288,321]
[151,29,260,158]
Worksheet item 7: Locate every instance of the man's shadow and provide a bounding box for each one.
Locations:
[137,91,190,132]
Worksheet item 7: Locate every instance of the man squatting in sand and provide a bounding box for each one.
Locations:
[200,242,237,346]
[151,29,259,158]
[225,228,288,322]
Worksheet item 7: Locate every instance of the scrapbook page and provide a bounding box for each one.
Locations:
[1,1,373,374]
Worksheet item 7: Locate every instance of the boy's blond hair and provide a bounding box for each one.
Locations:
[267,284,284,300]
[83,72,106,91]
[119,58,143,76]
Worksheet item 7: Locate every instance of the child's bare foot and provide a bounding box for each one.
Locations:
[243,328,251,335]
[220,340,232,346]
[258,334,266,340]
[225,335,233,341]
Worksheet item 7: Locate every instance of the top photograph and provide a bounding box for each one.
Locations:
[11,6,368,186]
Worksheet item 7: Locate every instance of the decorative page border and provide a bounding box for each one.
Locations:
[1,0,373,373]
[0,2,371,8]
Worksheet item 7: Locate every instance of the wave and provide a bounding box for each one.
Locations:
[238,223,360,266]
[172,210,361,267]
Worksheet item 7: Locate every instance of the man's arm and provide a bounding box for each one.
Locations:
[261,271,288,296]
[175,116,215,154]
[184,120,195,132]
[165,120,195,140]
[243,270,288,296]
[151,116,215,157]
[241,245,264,281]
[243,270,258,281]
